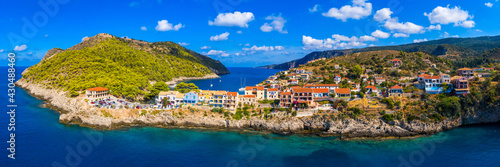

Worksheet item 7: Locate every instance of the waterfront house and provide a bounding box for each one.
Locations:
[209,91,226,108]
[279,91,293,107]
[335,88,351,98]
[388,85,403,97]
[239,95,256,106]
[291,87,313,105]
[390,59,403,67]
[266,88,279,100]
[244,86,265,99]
[199,90,215,103]
[451,76,469,95]
[183,92,199,105]
[224,92,239,110]
[441,74,451,83]
[290,79,299,85]
[457,68,474,78]
[295,69,306,74]
[86,87,108,99]
[287,74,296,79]
[269,75,278,80]
[175,93,185,107]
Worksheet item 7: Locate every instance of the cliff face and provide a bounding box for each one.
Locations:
[16,78,500,139]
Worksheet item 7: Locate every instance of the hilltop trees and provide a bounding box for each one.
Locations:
[174,82,200,93]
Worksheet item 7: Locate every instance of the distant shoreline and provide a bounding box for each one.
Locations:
[165,73,220,85]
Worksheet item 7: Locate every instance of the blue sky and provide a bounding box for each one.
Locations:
[1,0,500,67]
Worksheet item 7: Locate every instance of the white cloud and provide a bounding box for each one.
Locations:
[440,32,459,38]
[424,6,475,28]
[309,4,320,12]
[177,42,189,46]
[371,30,390,38]
[427,24,441,31]
[234,52,245,56]
[82,36,88,42]
[200,46,211,49]
[244,43,250,46]
[0,49,4,52]
[27,52,33,54]
[210,32,230,41]
[322,0,372,22]
[485,2,493,7]
[208,11,255,28]
[393,33,409,38]
[44,34,48,37]
[260,14,288,34]
[236,30,242,34]
[242,45,284,52]
[301,35,367,50]
[14,45,28,51]
[155,20,184,31]
[359,35,377,41]
[141,26,147,31]
[373,8,392,22]
[413,38,428,43]
[458,20,475,28]
[382,18,425,34]
[206,50,229,57]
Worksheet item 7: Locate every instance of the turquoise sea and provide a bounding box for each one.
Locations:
[1,67,500,167]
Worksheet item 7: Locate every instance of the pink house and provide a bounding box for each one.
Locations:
[451,76,469,94]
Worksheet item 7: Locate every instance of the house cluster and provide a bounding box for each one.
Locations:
[156,90,258,110]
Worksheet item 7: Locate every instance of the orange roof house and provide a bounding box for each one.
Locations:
[86,87,108,91]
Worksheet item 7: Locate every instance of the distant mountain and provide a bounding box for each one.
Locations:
[262,35,500,70]
[21,33,229,99]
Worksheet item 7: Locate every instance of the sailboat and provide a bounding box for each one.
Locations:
[210,79,213,87]
[238,77,246,92]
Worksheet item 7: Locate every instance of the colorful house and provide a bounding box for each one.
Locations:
[452,76,469,95]
[389,85,403,97]
[266,88,280,100]
[365,85,378,94]
[244,86,265,99]
[457,68,474,78]
[312,88,329,100]
[183,92,199,105]
[224,92,239,110]
[279,91,293,107]
[209,91,226,108]
[239,95,256,106]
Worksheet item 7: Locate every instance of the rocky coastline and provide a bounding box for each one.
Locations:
[15,78,500,139]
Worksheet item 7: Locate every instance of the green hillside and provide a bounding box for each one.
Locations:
[21,33,228,100]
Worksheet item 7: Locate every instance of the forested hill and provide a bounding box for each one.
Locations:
[262,35,500,70]
[20,33,229,99]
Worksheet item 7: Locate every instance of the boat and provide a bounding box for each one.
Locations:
[238,77,246,92]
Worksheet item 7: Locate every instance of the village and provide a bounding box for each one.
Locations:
[83,52,498,120]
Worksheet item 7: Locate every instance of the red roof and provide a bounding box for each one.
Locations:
[291,79,298,82]
[391,59,402,62]
[390,85,403,89]
[227,92,238,96]
[242,95,256,98]
[87,87,108,91]
[418,74,431,78]
[267,88,278,91]
[312,88,329,93]
[305,84,339,88]
[365,85,377,90]
[424,76,441,79]
[335,88,351,94]
[292,87,313,93]
[280,92,292,95]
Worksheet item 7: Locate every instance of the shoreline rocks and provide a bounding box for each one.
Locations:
[15,78,500,139]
